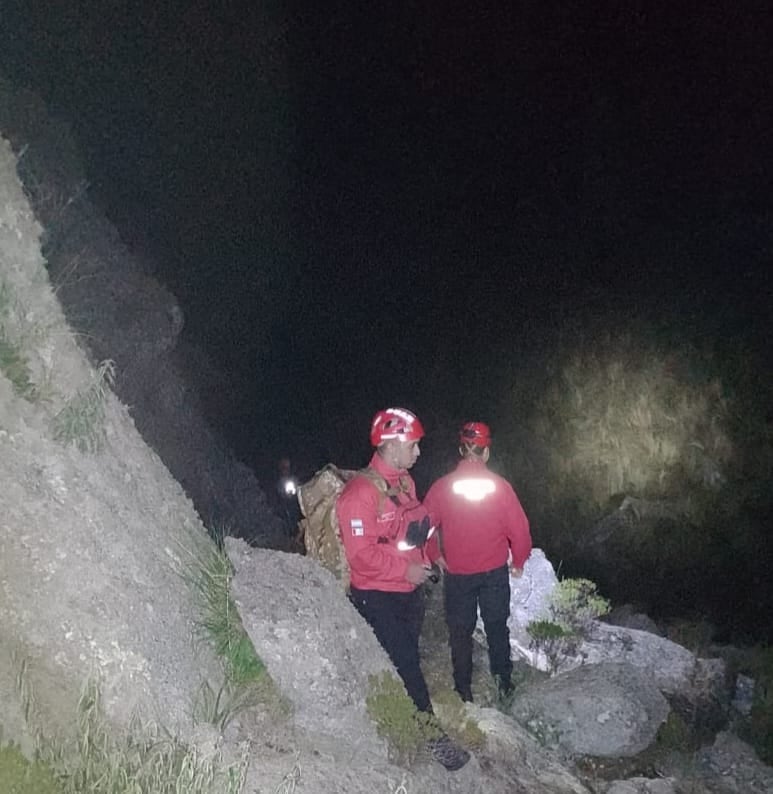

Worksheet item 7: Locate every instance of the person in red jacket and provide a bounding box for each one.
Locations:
[336,407,469,772]
[424,421,532,703]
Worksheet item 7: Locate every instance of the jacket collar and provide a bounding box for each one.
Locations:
[370,450,406,480]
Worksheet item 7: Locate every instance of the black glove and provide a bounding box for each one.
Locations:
[404,515,432,549]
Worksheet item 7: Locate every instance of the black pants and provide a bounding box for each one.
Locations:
[444,564,512,693]
[349,586,432,712]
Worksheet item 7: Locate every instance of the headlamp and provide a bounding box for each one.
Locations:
[283,478,298,497]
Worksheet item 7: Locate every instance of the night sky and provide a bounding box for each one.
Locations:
[1,2,772,479]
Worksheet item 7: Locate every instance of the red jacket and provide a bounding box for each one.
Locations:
[336,453,439,592]
[424,458,532,575]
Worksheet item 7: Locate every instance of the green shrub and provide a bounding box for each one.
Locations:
[664,618,715,654]
[51,359,114,452]
[366,672,441,766]
[656,711,693,752]
[547,577,610,633]
[527,620,572,642]
[526,620,575,675]
[0,744,61,794]
[526,579,609,674]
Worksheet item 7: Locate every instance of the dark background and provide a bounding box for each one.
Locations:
[1,3,771,485]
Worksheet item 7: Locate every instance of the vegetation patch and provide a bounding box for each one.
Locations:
[0,281,37,401]
[525,331,735,519]
[0,743,61,794]
[0,329,36,399]
[179,541,290,732]
[526,620,575,675]
[51,359,114,452]
[526,578,610,674]
[184,544,265,686]
[732,645,773,766]
[366,671,441,766]
[36,679,249,794]
[498,325,772,642]
[655,711,693,753]
[547,577,611,633]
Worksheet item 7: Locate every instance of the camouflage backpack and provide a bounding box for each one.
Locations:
[297,464,410,589]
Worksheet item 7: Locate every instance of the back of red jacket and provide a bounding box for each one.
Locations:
[424,458,532,575]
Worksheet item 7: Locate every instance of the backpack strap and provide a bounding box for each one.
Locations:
[357,466,411,513]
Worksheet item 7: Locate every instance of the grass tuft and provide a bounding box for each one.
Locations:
[0,281,38,401]
[51,359,114,452]
[182,544,265,686]
[272,755,301,793]
[0,330,37,400]
[0,743,62,794]
[178,540,291,733]
[36,679,248,794]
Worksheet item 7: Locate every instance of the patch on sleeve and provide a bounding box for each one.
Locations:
[350,519,364,537]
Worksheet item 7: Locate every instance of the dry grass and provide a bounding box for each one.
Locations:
[38,680,250,794]
[51,358,114,452]
[529,332,734,518]
[0,279,38,401]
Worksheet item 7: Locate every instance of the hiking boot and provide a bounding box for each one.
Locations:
[454,686,473,703]
[427,733,470,772]
[497,675,514,699]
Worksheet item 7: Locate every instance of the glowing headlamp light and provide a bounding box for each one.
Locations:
[283,478,298,497]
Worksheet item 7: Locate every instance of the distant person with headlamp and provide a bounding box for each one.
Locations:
[424,421,532,703]
[276,456,301,541]
[336,408,469,772]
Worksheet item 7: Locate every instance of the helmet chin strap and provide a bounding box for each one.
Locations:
[376,442,398,468]
[389,443,402,468]
[460,443,490,462]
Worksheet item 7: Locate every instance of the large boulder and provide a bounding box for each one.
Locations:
[226,538,392,749]
[509,662,670,758]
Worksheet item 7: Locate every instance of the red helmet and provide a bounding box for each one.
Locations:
[459,421,491,448]
[370,408,425,447]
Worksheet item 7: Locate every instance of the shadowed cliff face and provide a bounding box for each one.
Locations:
[0,74,284,548]
[0,132,227,750]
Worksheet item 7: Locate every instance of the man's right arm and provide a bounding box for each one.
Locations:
[421,482,445,566]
